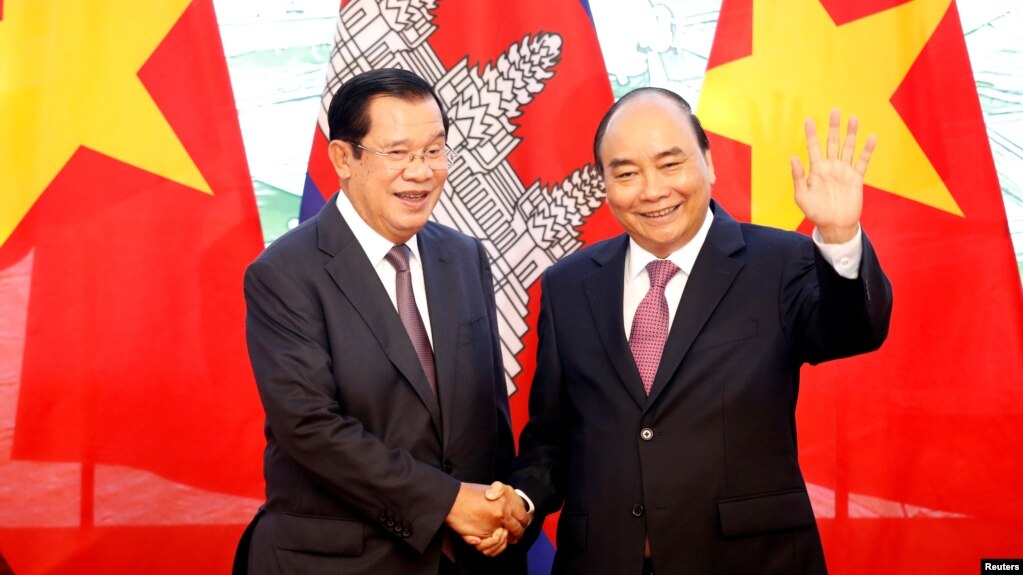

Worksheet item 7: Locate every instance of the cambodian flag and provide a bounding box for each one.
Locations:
[300,1,614,570]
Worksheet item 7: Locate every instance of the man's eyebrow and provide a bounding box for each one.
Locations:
[606,146,688,170]
[654,146,687,161]
[606,157,636,171]
[376,130,447,148]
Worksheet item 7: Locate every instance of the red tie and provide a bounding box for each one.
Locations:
[385,244,437,396]
[629,260,680,396]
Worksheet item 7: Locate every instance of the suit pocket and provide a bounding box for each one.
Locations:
[277,513,364,556]
[691,318,759,352]
[717,488,815,538]
[556,511,588,552]
[458,314,489,347]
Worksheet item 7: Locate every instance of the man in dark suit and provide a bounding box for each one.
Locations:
[508,88,893,574]
[235,69,527,575]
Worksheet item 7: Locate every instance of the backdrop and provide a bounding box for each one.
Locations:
[1,0,1021,573]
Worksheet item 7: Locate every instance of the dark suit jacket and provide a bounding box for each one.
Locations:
[512,201,892,575]
[236,194,522,575]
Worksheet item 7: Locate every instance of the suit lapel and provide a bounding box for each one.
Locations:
[583,235,649,409]
[646,202,746,410]
[317,195,443,434]
[417,224,459,444]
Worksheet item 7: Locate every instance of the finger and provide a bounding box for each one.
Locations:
[505,493,528,523]
[507,525,524,540]
[472,532,496,550]
[804,117,822,169]
[491,540,508,556]
[510,503,527,524]
[506,518,526,540]
[489,530,509,556]
[842,115,859,164]
[791,156,807,197]
[855,134,877,177]
[476,529,508,556]
[827,109,841,160]
[463,535,481,546]
[483,538,508,557]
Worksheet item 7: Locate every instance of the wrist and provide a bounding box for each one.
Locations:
[816,223,859,244]
[514,488,535,515]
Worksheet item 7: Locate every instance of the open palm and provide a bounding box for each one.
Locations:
[791,109,877,244]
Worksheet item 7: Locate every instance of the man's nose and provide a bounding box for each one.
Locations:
[402,157,435,180]
[639,172,671,201]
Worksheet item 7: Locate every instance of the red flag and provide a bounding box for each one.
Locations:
[700,0,1023,572]
[0,0,264,572]
[300,0,614,566]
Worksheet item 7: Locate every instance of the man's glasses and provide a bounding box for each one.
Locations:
[346,141,459,170]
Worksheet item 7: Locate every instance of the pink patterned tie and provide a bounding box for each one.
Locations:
[385,244,437,396]
[629,259,680,396]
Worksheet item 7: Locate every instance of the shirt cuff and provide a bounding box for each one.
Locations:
[514,489,535,516]
[812,225,863,280]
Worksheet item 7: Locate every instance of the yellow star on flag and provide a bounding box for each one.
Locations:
[699,0,961,230]
[0,0,211,246]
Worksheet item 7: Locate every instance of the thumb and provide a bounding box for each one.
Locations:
[484,481,506,501]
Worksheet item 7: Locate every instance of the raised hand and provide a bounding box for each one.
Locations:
[791,109,877,244]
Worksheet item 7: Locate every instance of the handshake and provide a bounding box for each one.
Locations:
[444,481,531,557]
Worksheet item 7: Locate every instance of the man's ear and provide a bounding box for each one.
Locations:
[328,140,352,179]
[704,149,716,186]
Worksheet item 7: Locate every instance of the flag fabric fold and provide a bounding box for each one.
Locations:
[701,0,1023,572]
[0,1,265,572]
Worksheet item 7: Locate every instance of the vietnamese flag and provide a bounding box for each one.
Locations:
[0,1,264,573]
[699,0,1023,572]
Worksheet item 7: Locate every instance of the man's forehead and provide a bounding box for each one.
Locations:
[365,96,444,135]
[607,93,691,133]
[601,101,696,160]
[366,94,440,117]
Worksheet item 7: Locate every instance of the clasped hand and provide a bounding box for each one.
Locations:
[444,481,529,557]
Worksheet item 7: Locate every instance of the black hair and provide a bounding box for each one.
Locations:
[326,68,449,158]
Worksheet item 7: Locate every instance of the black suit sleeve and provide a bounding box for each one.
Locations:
[782,232,893,365]
[509,271,566,518]
[476,239,516,480]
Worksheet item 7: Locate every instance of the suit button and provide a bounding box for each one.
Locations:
[402,528,412,538]
[386,519,395,528]
[442,460,454,473]
[632,504,645,517]
[640,428,654,441]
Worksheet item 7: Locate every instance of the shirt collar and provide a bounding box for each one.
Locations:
[335,191,422,266]
[626,205,714,283]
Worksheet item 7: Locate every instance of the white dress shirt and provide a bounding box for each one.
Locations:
[624,206,864,338]
[336,191,434,348]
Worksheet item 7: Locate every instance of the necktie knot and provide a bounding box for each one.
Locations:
[646,259,679,290]
[385,244,411,273]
